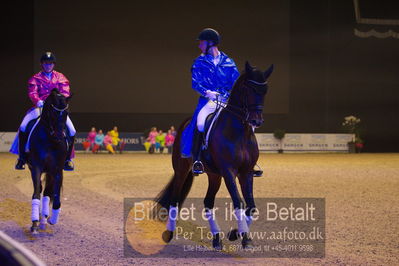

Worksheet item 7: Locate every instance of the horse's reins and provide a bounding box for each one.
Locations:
[218,79,267,123]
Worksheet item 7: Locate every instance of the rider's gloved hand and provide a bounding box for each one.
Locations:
[36,100,44,108]
[205,90,219,101]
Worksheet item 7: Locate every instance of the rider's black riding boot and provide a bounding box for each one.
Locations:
[64,135,75,171]
[15,131,28,170]
[192,129,204,175]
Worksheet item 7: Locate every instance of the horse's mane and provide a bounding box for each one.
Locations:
[232,72,247,92]
[228,72,248,104]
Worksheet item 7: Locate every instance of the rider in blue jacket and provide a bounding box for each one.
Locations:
[181,28,240,175]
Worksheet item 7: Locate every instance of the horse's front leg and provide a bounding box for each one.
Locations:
[222,169,250,241]
[30,166,42,234]
[41,175,54,230]
[237,171,256,248]
[204,173,223,249]
[48,170,62,225]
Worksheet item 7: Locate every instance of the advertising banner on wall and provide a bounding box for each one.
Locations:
[255,133,354,152]
[1,132,353,153]
[74,132,146,151]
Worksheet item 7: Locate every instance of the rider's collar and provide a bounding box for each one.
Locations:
[201,51,223,64]
[42,71,53,79]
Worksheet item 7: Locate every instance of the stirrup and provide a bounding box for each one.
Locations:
[15,158,26,170]
[252,164,263,177]
[64,160,74,171]
[252,170,263,177]
[192,160,204,175]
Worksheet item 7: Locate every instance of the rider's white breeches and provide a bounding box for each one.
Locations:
[20,108,40,132]
[66,116,76,136]
[20,108,76,136]
[197,101,216,132]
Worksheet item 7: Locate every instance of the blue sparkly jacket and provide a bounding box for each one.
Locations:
[181,52,240,157]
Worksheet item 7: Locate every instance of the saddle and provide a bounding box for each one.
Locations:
[202,106,224,150]
[24,118,40,152]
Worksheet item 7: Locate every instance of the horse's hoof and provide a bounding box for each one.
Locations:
[48,218,57,225]
[212,233,223,250]
[39,216,47,230]
[30,227,39,235]
[162,230,173,243]
[31,221,40,234]
[48,215,58,225]
[227,229,239,241]
[39,223,47,230]
[241,233,253,249]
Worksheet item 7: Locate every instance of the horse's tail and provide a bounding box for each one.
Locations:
[155,117,193,209]
[155,171,194,209]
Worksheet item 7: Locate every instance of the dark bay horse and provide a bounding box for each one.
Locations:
[156,62,273,249]
[26,89,71,234]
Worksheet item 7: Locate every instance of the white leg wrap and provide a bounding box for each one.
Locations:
[41,196,50,217]
[235,209,249,234]
[31,199,40,221]
[40,216,47,226]
[205,209,221,235]
[246,214,253,227]
[166,206,178,231]
[48,208,61,225]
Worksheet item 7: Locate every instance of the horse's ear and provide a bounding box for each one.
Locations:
[51,88,59,95]
[66,93,73,102]
[245,61,254,74]
[264,64,274,80]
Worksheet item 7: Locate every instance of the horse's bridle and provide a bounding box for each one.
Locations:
[222,78,267,124]
[44,102,69,139]
[51,103,69,115]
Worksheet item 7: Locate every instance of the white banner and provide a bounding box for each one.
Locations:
[1,132,354,153]
[0,132,16,152]
[255,133,354,152]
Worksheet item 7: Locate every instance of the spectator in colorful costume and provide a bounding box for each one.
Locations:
[155,130,166,153]
[109,126,121,152]
[165,129,175,154]
[93,129,105,153]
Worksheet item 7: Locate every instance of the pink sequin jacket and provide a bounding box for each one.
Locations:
[28,71,71,106]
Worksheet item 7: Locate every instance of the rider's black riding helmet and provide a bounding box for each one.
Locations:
[40,52,56,63]
[197,28,220,46]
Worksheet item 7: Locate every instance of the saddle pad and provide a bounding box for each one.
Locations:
[203,107,224,150]
[25,118,41,152]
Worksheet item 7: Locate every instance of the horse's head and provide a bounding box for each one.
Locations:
[229,62,274,128]
[42,89,71,140]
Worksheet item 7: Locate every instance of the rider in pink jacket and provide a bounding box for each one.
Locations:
[14,52,76,171]
[28,70,71,106]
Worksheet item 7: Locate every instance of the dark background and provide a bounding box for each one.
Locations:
[33,0,290,115]
[1,0,398,152]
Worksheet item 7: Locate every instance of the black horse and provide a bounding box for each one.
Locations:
[156,62,273,249]
[27,89,71,234]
